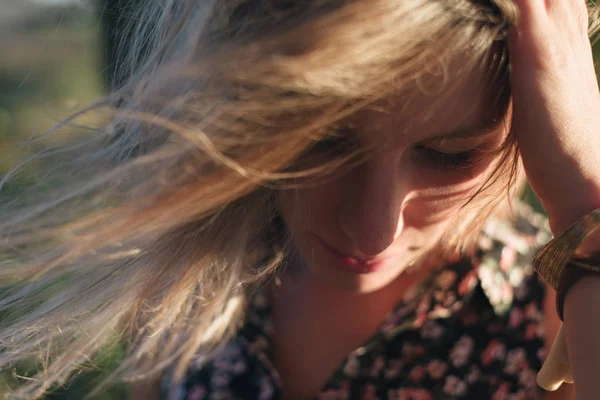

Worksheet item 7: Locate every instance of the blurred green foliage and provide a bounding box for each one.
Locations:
[0,4,127,399]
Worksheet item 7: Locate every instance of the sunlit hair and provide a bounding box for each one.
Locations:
[0,0,599,398]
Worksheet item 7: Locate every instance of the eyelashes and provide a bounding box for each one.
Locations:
[412,145,477,169]
[302,136,487,172]
[311,135,357,155]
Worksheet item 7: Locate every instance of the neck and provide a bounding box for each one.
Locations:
[269,253,436,399]
[274,254,433,328]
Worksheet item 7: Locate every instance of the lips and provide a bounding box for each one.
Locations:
[314,235,391,274]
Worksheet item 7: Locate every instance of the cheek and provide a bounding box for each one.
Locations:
[402,163,495,228]
[275,184,339,236]
[408,153,495,188]
[402,189,474,229]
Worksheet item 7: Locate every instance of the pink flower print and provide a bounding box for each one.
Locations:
[513,280,530,301]
[479,235,494,251]
[362,383,377,400]
[258,376,274,400]
[343,356,361,377]
[537,347,547,362]
[384,359,404,379]
[508,392,529,400]
[478,261,494,283]
[446,251,462,264]
[421,320,444,340]
[458,271,478,296]
[409,365,426,382]
[253,293,268,309]
[500,246,517,272]
[491,382,510,400]
[319,389,348,400]
[249,335,269,353]
[416,295,431,316]
[211,371,230,387]
[509,307,525,328]
[396,304,417,319]
[389,389,432,400]
[262,319,274,335]
[191,355,209,370]
[487,284,504,309]
[481,339,507,366]
[525,323,540,340]
[505,348,528,375]
[518,368,538,390]
[413,313,428,329]
[450,336,474,367]
[403,285,420,302]
[381,320,397,336]
[466,366,481,384]
[509,268,525,290]
[525,302,541,321]
[427,359,448,380]
[409,389,433,400]
[402,343,426,362]
[443,375,468,396]
[318,390,336,400]
[436,270,457,290]
[501,281,514,306]
[442,291,457,308]
[213,344,241,369]
[410,389,433,400]
[388,389,409,400]
[370,356,385,377]
[231,360,246,374]
[318,385,350,400]
[187,384,207,400]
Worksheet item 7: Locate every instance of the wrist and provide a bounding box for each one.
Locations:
[545,185,600,237]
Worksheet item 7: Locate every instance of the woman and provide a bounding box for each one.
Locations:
[1,0,600,398]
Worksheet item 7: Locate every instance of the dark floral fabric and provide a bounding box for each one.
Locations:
[163,203,553,400]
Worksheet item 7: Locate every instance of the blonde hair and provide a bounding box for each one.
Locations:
[1,0,599,398]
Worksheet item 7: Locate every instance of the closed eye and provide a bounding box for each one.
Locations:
[412,145,476,169]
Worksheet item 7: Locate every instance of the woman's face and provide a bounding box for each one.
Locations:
[277,57,510,293]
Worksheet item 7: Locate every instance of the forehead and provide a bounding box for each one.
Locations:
[354,52,510,145]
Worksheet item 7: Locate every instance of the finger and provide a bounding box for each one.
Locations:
[537,323,571,391]
[548,0,590,39]
[511,0,550,31]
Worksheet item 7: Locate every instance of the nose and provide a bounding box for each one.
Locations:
[339,154,406,257]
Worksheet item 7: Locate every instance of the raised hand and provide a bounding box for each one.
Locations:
[510,0,600,235]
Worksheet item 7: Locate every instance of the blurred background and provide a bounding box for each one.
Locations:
[0,2,127,398]
[0,0,598,398]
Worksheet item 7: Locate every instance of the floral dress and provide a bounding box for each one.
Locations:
[163,203,553,400]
